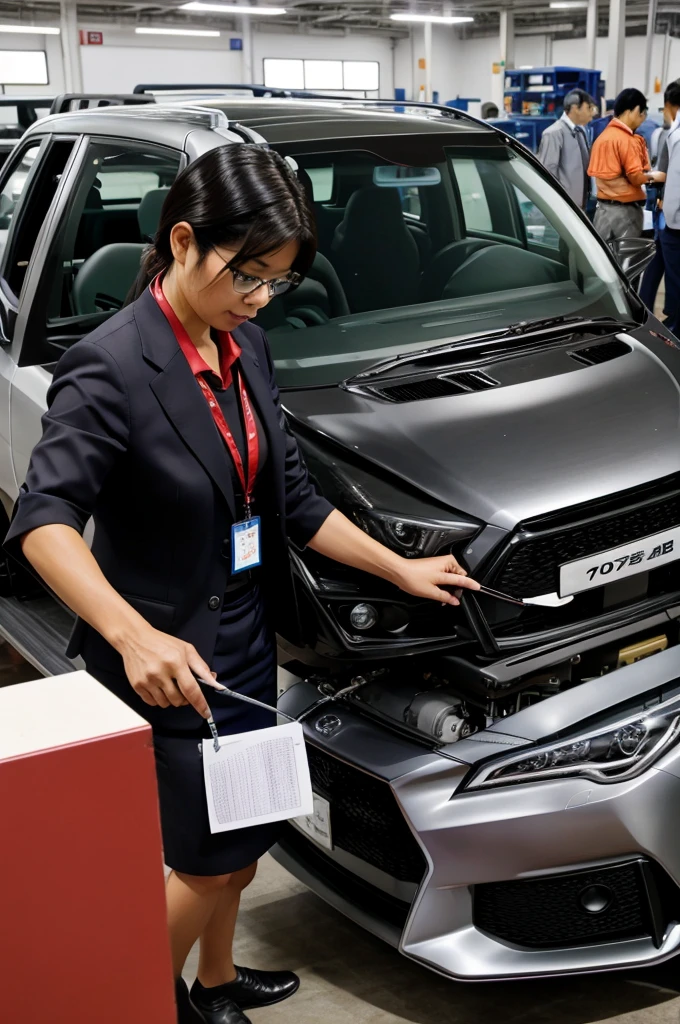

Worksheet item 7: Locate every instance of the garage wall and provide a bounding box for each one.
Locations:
[393,29,680,110]
[77,23,242,92]
[252,29,395,96]
[1,32,65,95]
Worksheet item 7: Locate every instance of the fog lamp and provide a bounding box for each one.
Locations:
[350,603,378,631]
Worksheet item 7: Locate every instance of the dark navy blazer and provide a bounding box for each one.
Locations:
[5,287,334,674]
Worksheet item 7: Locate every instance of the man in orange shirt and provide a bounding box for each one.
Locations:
[588,88,664,240]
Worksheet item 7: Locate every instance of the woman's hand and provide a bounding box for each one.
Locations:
[389,554,480,606]
[308,510,481,605]
[117,625,220,717]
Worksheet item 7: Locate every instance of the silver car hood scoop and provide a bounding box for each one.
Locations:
[285,337,680,532]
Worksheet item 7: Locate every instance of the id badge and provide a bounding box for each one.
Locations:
[231,516,262,574]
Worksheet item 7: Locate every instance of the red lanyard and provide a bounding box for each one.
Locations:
[151,277,259,515]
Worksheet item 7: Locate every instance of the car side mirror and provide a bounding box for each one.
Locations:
[608,236,657,281]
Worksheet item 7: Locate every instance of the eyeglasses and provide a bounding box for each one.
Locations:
[212,250,301,298]
[230,266,301,298]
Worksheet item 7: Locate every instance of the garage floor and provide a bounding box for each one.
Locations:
[182,855,680,1024]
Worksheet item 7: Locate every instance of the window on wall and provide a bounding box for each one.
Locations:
[263,58,379,94]
[0,50,48,86]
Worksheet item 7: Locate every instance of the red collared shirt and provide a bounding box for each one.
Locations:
[175,327,242,390]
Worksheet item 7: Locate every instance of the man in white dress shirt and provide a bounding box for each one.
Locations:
[538,89,595,209]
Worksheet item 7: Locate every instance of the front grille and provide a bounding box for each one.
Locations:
[306,745,427,884]
[491,484,680,598]
[474,860,672,949]
[278,824,413,930]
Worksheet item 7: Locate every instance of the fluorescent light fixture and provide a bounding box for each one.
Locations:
[549,2,588,7]
[136,26,221,36]
[390,12,474,23]
[0,23,60,35]
[180,2,287,13]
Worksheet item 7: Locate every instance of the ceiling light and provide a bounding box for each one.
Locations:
[549,2,588,7]
[0,23,60,35]
[390,12,474,23]
[180,2,287,13]
[136,26,221,36]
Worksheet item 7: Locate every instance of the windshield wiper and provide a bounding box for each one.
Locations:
[505,314,589,335]
[345,315,633,385]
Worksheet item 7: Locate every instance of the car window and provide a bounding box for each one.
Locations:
[48,140,181,322]
[401,186,421,219]
[513,185,561,249]
[451,158,492,232]
[0,138,76,301]
[18,139,182,367]
[306,166,333,202]
[0,143,40,266]
[262,138,633,388]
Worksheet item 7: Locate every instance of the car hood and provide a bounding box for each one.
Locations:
[283,332,680,531]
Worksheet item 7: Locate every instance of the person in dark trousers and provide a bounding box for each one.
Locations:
[3,146,480,1024]
[640,80,680,314]
[538,88,594,209]
[588,88,664,240]
[660,86,680,334]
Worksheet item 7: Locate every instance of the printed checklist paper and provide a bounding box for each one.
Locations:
[203,722,314,833]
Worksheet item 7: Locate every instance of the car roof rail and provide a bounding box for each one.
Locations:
[133,83,484,128]
[50,93,156,115]
[133,82,293,98]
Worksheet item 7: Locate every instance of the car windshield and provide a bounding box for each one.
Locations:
[261,134,635,388]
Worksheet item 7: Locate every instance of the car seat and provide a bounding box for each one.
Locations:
[72,243,149,314]
[331,186,420,313]
[419,238,499,301]
[255,252,349,331]
[443,243,568,298]
[73,188,170,314]
[137,187,169,242]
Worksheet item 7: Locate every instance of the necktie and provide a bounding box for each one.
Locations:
[573,125,590,205]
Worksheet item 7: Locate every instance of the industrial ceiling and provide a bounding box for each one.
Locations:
[0,0,678,42]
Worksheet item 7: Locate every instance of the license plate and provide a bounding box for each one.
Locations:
[293,792,333,850]
[560,524,680,597]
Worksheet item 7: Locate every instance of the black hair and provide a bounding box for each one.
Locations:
[563,88,594,114]
[665,79,680,108]
[614,88,648,117]
[131,144,316,300]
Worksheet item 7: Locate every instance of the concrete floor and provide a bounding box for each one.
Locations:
[182,854,680,1024]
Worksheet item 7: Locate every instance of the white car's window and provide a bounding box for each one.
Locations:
[0,144,40,264]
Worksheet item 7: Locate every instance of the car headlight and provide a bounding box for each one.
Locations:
[467,695,680,789]
[352,509,477,558]
[296,432,481,560]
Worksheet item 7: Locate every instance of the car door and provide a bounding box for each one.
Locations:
[2,135,85,509]
[9,133,182,494]
[0,134,81,524]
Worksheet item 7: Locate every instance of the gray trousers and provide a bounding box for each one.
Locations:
[593,201,644,242]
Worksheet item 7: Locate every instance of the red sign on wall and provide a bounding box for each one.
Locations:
[79,30,103,45]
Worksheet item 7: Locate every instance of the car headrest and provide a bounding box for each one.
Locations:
[137,187,170,241]
[333,186,412,252]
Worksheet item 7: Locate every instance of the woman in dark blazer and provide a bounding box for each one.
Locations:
[5,145,478,1024]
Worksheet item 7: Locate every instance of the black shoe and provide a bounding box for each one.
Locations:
[189,979,252,1024]
[175,978,206,1024]
[192,966,300,1012]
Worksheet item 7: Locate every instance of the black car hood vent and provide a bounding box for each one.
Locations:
[373,370,498,403]
[570,338,632,367]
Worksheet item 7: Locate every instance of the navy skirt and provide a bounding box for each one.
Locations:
[91,583,282,876]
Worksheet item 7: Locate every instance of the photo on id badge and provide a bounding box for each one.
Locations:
[232,516,262,573]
